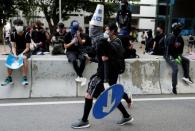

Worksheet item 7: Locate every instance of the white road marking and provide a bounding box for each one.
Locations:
[0,97,195,107]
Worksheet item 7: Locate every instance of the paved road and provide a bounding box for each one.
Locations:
[0,95,195,131]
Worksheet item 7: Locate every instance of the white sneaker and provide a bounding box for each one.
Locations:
[80,77,87,87]
[182,77,193,84]
[75,77,82,82]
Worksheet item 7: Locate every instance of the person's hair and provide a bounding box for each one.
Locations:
[13,19,24,26]
[36,20,43,28]
[108,23,118,34]
[58,22,64,29]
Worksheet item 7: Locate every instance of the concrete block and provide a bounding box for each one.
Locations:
[31,55,77,97]
[120,59,161,94]
[0,56,31,99]
[160,59,195,94]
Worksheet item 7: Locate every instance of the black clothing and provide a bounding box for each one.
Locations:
[11,31,31,54]
[153,33,165,55]
[164,33,190,89]
[164,34,184,59]
[145,36,154,53]
[66,51,86,77]
[64,32,79,52]
[116,9,132,33]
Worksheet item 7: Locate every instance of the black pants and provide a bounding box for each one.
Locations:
[165,56,190,88]
[66,51,86,77]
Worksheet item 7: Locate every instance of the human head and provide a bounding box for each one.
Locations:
[156,26,163,35]
[70,20,79,35]
[57,22,65,33]
[172,23,182,36]
[120,0,128,12]
[13,19,24,33]
[107,23,118,39]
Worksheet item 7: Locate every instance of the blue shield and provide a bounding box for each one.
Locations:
[5,54,23,69]
[93,84,124,119]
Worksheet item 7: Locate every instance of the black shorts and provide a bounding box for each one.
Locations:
[86,73,118,98]
[16,51,31,59]
[86,74,104,98]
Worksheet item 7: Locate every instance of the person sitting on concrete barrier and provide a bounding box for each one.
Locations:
[31,20,50,55]
[51,22,66,55]
[1,19,31,86]
[71,7,133,128]
[164,23,193,94]
[151,26,165,55]
[64,20,87,86]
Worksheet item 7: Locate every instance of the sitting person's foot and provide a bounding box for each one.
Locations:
[80,77,87,87]
[71,119,90,129]
[117,115,134,126]
[75,77,82,82]
[1,76,14,86]
[22,76,29,86]
[182,77,193,84]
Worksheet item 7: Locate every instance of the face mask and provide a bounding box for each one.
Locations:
[15,26,23,33]
[156,31,160,35]
[103,31,109,39]
[173,29,181,36]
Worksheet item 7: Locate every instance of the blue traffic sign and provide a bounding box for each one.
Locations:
[5,54,23,69]
[93,84,124,119]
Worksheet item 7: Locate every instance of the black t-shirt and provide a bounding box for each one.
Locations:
[165,34,184,59]
[54,32,66,43]
[64,32,79,52]
[11,31,31,54]
[153,33,164,54]
[31,28,46,43]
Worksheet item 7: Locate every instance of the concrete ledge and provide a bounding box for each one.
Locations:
[0,55,195,99]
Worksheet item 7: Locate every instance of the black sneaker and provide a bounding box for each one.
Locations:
[1,76,14,86]
[117,115,134,126]
[172,87,177,95]
[71,120,90,129]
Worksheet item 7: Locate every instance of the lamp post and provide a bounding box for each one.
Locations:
[59,0,62,22]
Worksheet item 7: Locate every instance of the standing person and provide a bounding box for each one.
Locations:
[116,0,132,36]
[71,5,133,129]
[187,34,194,54]
[145,30,154,53]
[164,23,193,94]
[140,31,147,54]
[1,19,31,86]
[64,20,87,86]
[152,26,165,55]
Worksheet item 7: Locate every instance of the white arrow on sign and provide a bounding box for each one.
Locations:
[103,89,116,113]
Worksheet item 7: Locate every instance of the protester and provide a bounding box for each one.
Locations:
[51,22,66,55]
[71,5,133,129]
[152,26,165,55]
[31,20,50,55]
[1,19,31,86]
[64,20,87,86]
[164,23,193,94]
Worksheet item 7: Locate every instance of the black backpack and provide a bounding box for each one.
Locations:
[111,38,125,74]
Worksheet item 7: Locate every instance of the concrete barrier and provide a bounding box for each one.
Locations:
[0,55,195,99]
[0,56,31,99]
[31,55,77,97]
[120,59,161,94]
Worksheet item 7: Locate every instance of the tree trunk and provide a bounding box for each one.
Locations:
[0,25,4,45]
